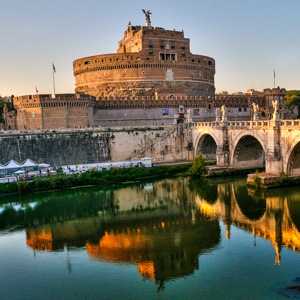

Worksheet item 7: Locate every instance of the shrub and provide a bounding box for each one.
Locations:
[252,170,262,189]
[190,153,207,176]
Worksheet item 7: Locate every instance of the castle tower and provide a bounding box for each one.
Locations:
[73,15,215,99]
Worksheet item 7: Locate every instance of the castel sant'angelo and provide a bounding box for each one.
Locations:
[2,11,297,130]
[73,10,215,99]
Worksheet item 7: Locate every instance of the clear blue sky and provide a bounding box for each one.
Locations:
[1,0,299,96]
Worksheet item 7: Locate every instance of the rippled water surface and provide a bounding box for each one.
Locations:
[1,176,300,299]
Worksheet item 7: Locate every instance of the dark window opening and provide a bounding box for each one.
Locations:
[192,59,194,62]
[181,43,185,49]
[84,61,91,65]
[149,49,153,54]
[244,108,247,112]
[171,42,175,49]
[208,61,212,66]
[160,41,164,48]
[149,41,153,48]
[182,51,185,56]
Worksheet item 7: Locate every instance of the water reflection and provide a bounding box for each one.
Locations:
[2,176,300,289]
[192,177,300,265]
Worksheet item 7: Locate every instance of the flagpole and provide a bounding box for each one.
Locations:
[274,69,275,88]
[52,62,56,98]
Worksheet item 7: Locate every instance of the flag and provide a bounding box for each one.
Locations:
[52,62,56,73]
[35,86,38,94]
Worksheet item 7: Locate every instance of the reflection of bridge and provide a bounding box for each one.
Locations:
[195,179,300,264]
[192,120,300,174]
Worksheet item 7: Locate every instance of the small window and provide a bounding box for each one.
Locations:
[160,41,164,48]
[244,108,247,112]
[192,59,194,62]
[181,43,185,49]
[208,61,212,66]
[149,49,153,54]
[238,108,242,112]
[171,54,176,61]
[84,61,91,65]
[171,42,175,49]
[160,53,165,60]
[149,41,153,48]
[182,51,185,56]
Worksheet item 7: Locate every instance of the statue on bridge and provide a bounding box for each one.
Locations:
[187,108,192,124]
[272,100,280,121]
[221,105,227,122]
[252,102,259,121]
[215,107,221,122]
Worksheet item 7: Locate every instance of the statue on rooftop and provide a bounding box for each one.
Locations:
[142,9,152,22]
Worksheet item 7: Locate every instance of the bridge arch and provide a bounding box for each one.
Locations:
[231,133,266,168]
[194,132,218,161]
[286,139,300,175]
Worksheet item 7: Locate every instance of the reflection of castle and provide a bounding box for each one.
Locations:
[26,213,220,287]
[194,178,300,264]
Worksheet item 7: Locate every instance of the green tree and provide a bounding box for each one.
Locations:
[285,90,300,115]
[190,153,207,176]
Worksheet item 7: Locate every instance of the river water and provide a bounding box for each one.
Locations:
[1,176,300,299]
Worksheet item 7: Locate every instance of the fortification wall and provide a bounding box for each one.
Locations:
[0,130,110,166]
[0,126,191,166]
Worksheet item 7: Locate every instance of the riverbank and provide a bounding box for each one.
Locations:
[0,164,191,197]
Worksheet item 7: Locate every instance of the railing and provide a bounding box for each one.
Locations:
[194,119,300,129]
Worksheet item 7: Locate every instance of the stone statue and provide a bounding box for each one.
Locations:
[221,105,227,117]
[215,107,221,122]
[252,102,259,115]
[272,100,278,114]
[187,108,192,123]
[142,9,152,22]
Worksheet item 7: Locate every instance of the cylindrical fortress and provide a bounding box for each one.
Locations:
[73,25,215,99]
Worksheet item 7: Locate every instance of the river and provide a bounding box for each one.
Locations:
[1,176,300,299]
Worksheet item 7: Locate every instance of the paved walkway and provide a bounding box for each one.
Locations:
[153,161,193,167]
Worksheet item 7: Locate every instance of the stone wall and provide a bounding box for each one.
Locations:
[0,126,191,166]
[0,130,110,166]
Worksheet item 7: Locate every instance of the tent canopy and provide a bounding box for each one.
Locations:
[38,163,50,168]
[14,170,26,174]
[21,159,38,168]
[5,160,21,169]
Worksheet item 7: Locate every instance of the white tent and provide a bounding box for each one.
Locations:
[14,170,26,174]
[21,159,38,168]
[38,163,50,168]
[0,164,5,170]
[5,160,21,169]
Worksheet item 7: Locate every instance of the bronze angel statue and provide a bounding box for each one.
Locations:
[142,9,152,22]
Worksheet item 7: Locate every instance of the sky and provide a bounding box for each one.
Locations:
[0,0,299,97]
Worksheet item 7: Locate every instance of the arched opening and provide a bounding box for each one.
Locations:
[196,134,217,161]
[287,142,300,175]
[233,135,265,168]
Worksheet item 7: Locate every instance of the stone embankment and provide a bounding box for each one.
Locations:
[0,125,190,167]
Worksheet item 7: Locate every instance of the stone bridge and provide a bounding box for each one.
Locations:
[191,119,300,175]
